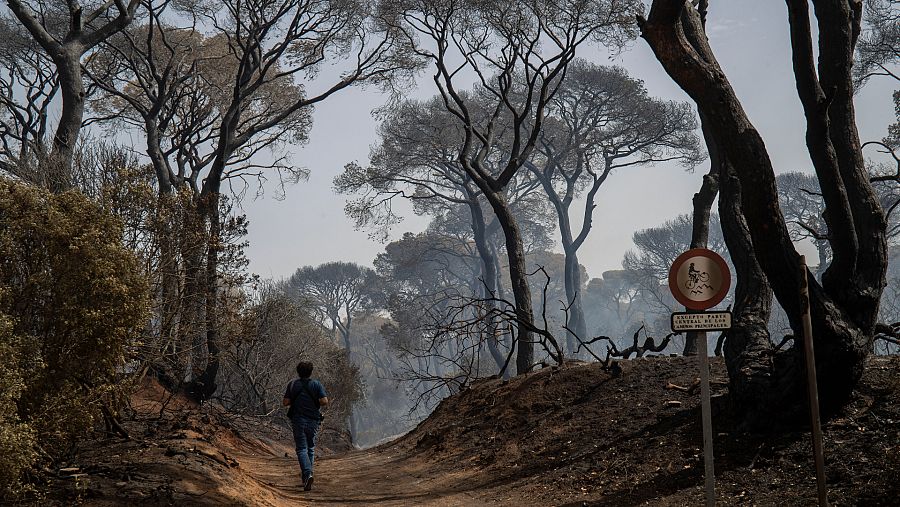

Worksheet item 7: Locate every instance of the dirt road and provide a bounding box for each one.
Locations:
[239,444,496,507]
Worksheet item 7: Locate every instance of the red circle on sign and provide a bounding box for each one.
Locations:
[668,248,731,310]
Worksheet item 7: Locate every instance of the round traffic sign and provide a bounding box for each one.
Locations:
[668,248,731,311]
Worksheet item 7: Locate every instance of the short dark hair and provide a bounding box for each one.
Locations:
[296,361,314,378]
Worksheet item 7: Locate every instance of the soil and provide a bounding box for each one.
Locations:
[37,355,900,506]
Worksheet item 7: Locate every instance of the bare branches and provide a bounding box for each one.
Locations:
[0,18,58,175]
[854,0,899,88]
[4,0,142,176]
[384,0,640,373]
[571,324,674,366]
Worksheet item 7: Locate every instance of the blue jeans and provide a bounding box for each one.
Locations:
[291,417,319,481]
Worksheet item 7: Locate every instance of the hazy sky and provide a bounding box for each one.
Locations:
[240,2,897,282]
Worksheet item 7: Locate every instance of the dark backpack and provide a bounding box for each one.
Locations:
[287,379,324,421]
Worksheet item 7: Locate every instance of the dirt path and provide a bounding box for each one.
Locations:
[55,358,900,506]
[239,444,493,507]
[85,377,513,506]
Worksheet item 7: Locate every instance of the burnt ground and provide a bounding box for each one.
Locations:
[31,355,900,506]
[386,355,900,506]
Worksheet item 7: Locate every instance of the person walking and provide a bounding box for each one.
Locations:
[283,361,329,491]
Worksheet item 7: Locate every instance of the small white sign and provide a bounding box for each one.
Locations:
[671,311,732,332]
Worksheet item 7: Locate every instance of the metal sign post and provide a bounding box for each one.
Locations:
[669,248,732,507]
[696,325,715,507]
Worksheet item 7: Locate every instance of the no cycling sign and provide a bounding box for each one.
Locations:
[668,248,732,332]
[668,248,731,311]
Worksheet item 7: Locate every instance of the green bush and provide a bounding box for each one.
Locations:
[0,315,37,497]
[0,178,149,498]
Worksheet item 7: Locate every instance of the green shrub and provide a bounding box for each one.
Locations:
[0,315,37,497]
[0,179,149,498]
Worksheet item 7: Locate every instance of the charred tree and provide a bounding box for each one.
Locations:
[639,0,887,421]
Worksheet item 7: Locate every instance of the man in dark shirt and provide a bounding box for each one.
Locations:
[282,361,329,491]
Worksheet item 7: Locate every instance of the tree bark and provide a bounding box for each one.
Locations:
[639,0,887,419]
[146,122,174,195]
[483,190,535,374]
[563,247,588,355]
[48,51,85,191]
[718,154,776,417]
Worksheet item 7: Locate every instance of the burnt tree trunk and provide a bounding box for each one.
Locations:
[194,189,221,401]
[483,189,536,374]
[639,0,887,420]
[718,153,776,416]
[48,52,84,190]
[146,122,174,195]
[186,111,234,401]
[183,187,221,403]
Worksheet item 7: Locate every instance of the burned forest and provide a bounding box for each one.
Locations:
[1,0,898,505]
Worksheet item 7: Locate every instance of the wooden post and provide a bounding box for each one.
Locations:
[800,255,828,506]
[696,326,715,507]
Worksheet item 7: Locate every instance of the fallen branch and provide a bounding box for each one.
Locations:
[665,377,701,394]
[605,325,674,360]
[570,325,675,370]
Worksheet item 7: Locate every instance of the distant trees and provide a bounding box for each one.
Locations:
[527,60,702,351]
[640,0,888,419]
[776,172,831,278]
[384,0,640,373]
[286,262,381,351]
[853,0,899,87]
[341,313,419,447]
[583,270,644,339]
[375,231,496,393]
[218,283,361,440]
